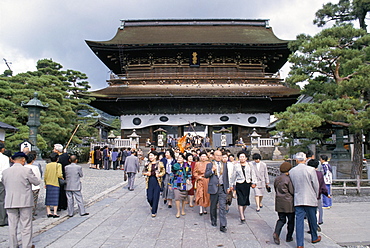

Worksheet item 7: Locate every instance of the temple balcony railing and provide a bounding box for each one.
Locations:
[109,71,281,82]
[90,139,132,150]
[258,138,275,147]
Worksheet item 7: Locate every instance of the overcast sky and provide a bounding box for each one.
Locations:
[0,0,336,90]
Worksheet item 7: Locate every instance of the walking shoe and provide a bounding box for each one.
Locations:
[312,236,321,243]
[220,226,227,233]
[273,233,280,245]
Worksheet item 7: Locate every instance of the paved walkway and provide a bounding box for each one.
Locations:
[1,163,370,247]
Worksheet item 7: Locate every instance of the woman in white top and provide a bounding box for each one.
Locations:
[24,153,42,217]
[231,151,257,223]
[250,153,270,212]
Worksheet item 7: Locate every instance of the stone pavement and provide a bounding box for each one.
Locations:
[1,163,370,247]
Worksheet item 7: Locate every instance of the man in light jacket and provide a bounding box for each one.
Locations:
[0,143,9,226]
[289,152,320,248]
[124,151,140,191]
[65,155,89,217]
[3,152,40,248]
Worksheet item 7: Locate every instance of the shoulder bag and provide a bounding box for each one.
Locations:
[56,163,66,186]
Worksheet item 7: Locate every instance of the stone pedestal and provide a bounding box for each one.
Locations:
[250,146,260,156]
[272,146,283,160]
[330,160,352,178]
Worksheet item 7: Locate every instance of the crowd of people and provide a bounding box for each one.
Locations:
[0,140,334,247]
[272,151,332,247]
[88,146,144,170]
[138,146,332,247]
[0,143,89,248]
[139,146,270,235]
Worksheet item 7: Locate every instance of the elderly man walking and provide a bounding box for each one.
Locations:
[124,151,140,191]
[0,143,9,227]
[3,152,40,248]
[289,152,321,248]
[65,155,89,217]
[205,150,232,233]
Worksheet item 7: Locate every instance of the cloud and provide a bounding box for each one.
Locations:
[0,0,332,89]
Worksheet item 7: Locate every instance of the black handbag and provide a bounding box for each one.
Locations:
[58,178,66,187]
[266,185,271,193]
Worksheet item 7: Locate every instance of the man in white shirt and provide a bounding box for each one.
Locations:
[0,143,9,226]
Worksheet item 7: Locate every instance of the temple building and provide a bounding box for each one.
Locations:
[87,19,300,147]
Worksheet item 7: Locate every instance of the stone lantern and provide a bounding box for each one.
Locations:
[250,128,261,155]
[128,129,141,149]
[331,125,351,178]
[272,133,283,160]
[107,131,116,147]
[21,92,48,160]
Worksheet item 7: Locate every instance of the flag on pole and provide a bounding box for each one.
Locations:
[177,135,187,153]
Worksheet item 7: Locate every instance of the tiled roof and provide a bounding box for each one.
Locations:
[86,19,289,46]
[0,121,18,131]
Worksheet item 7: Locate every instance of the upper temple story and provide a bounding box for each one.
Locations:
[85,19,292,86]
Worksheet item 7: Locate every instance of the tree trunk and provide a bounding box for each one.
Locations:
[351,131,363,178]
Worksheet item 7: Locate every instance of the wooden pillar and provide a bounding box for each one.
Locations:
[208,126,213,148]
[149,126,154,143]
[177,126,182,137]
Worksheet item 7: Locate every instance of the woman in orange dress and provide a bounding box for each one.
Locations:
[193,151,210,215]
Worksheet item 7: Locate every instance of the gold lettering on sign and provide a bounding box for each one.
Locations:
[192,52,198,65]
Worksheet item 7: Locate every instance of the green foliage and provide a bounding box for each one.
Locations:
[278,24,370,176]
[314,0,370,31]
[0,59,97,154]
[109,118,121,136]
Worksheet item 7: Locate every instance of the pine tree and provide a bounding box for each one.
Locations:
[0,59,97,154]
[276,24,370,177]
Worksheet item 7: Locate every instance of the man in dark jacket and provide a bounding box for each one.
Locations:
[205,150,232,233]
[54,144,69,211]
[273,162,294,245]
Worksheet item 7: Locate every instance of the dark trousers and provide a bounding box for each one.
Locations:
[274,212,295,239]
[210,185,227,227]
[104,159,110,170]
[147,176,161,215]
[58,186,68,210]
[112,161,119,170]
[0,182,8,225]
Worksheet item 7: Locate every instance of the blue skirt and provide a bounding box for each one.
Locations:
[45,185,60,206]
